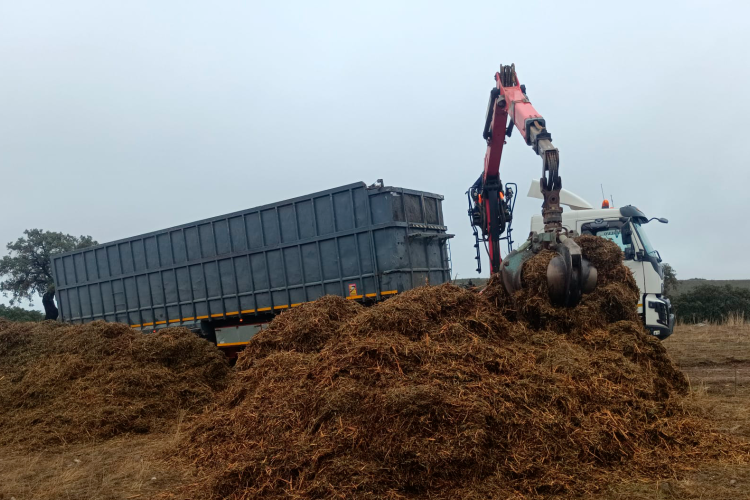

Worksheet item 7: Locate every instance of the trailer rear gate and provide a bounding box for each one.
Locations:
[51,182,452,331]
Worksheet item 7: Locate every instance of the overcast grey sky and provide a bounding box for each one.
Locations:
[1,0,748,309]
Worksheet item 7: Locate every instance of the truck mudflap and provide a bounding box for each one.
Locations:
[643,294,674,340]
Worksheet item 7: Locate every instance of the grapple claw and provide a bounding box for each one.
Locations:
[546,238,597,307]
[499,232,597,308]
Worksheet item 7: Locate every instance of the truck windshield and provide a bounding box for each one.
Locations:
[633,222,657,258]
[592,228,631,253]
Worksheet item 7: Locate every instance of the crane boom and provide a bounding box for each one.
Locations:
[468,64,596,307]
[483,65,562,234]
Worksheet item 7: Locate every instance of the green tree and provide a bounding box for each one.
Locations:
[662,263,678,299]
[672,284,750,323]
[0,304,45,322]
[0,229,97,319]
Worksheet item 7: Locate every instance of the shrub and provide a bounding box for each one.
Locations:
[0,304,44,322]
[672,284,750,324]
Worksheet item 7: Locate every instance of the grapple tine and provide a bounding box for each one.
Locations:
[547,238,597,307]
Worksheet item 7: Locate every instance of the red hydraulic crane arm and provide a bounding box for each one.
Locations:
[482,64,562,231]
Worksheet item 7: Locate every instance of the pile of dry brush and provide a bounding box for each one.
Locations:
[0,320,230,446]
[178,236,743,499]
[1,236,744,498]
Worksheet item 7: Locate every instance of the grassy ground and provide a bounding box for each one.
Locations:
[0,431,191,500]
[604,322,750,499]
[1,324,748,499]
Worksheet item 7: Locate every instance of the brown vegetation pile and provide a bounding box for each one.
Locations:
[179,236,741,499]
[488,235,643,332]
[239,295,363,362]
[0,320,230,446]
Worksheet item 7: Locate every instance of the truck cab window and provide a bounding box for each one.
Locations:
[633,222,656,257]
[593,228,632,253]
[580,221,634,259]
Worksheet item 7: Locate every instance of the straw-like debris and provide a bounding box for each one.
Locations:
[0,320,230,446]
[178,236,740,499]
[237,295,363,367]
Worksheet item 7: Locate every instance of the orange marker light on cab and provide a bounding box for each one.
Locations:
[601,200,610,209]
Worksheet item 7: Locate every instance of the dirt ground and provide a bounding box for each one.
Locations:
[0,432,189,500]
[603,322,750,499]
[1,323,748,500]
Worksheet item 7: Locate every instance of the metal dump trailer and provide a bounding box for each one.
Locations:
[51,182,452,348]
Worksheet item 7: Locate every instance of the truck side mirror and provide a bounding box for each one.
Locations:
[624,247,635,260]
[647,217,669,224]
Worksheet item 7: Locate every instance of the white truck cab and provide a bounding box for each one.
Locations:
[529,186,674,340]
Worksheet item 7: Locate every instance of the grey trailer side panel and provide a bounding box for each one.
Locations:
[51,182,452,328]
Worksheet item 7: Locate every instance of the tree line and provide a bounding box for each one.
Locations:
[663,264,750,324]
